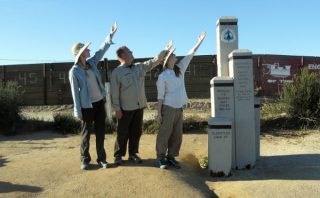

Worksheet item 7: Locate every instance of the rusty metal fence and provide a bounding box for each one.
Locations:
[1,54,319,105]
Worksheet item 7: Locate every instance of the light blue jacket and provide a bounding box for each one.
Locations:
[69,36,113,118]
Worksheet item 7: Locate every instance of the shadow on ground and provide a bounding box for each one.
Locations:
[113,157,218,197]
[205,154,320,182]
[0,131,70,142]
[0,181,42,193]
[0,156,9,167]
[178,154,218,197]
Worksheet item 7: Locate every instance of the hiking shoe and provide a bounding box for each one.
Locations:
[128,154,143,163]
[167,157,181,169]
[158,159,167,169]
[80,162,89,170]
[114,155,123,165]
[97,160,109,168]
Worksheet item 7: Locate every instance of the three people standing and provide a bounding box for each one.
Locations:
[69,23,205,170]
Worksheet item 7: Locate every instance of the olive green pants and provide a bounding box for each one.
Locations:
[156,105,183,160]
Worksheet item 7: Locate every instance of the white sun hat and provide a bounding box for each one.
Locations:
[163,47,176,68]
[71,42,91,63]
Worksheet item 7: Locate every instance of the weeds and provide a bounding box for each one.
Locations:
[53,113,81,134]
[0,81,24,135]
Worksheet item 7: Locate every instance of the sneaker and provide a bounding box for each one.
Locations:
[80,162,89,170]
[97,160,108,168]
[158,159,167,169]
[128,154,143,163]
[167,157,181,169]
[114,155,123,165]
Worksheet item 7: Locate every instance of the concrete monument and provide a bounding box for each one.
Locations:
[216,16,238,77]
[208,17,259,175]
[229,49,256,169]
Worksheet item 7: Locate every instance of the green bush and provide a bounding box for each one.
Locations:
[199,156,208,169]
[261,101,287,120]
[280,67,320,128]
[183,115,207,133]
[143,119,159,134]
[0,81,24,135]
[53,113,81,134]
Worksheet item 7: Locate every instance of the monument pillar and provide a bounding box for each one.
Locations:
[210,77,236,167]
[229,49,256,169]
[216,16,238,77]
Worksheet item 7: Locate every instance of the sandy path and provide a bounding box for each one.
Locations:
[0,131,319,198]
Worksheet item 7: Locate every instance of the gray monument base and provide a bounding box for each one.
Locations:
[210,77,236,168]
[208,117,232,176]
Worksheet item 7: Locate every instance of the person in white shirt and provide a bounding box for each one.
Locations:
[156,32,206,169]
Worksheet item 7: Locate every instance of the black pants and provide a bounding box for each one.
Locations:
[80,99,106,163]
[114,108,143,157]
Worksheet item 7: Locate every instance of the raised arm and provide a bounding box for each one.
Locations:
[139,49,169,73]
[166,40,174,51]
[137,40,173,72]
[177,32,206,73]
[91,22,118,64]
[188,32,206,54]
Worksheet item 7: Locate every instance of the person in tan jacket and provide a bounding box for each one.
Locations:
[110,44,169,165]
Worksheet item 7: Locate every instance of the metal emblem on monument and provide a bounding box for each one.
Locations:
[221,28,236,43]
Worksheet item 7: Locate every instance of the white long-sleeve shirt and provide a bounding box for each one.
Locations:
[156,50,195,108]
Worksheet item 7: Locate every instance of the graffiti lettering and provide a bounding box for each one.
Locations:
[18,72,27,85]
[59,72,66,84]
[262,63,291,78]
[308,64,320,70]
[29,73,37,84]
[18,72,38,85]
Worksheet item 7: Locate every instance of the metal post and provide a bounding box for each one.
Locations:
[104,58,109,81]
[2,66,6,86]
[43,64,47,105]
[103,58,114,128]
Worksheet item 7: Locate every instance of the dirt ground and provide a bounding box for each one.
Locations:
[1,130,320,198]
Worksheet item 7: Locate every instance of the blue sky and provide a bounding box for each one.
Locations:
[0,0,319,65]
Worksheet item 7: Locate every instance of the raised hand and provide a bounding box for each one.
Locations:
[192,31,206,52]
[197,32,206,44]
[165,40,174,51]
[110,22,118,37]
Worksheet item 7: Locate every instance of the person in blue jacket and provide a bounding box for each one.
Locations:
[69,23,117,170]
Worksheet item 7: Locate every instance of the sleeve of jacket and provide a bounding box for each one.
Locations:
[139,50,167,72]
[110,69,121,111]
[90,34,114,65]
[176,51,195,74]
[69,69,82,119]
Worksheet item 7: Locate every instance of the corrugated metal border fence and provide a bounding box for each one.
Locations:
[0,54,319,105]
